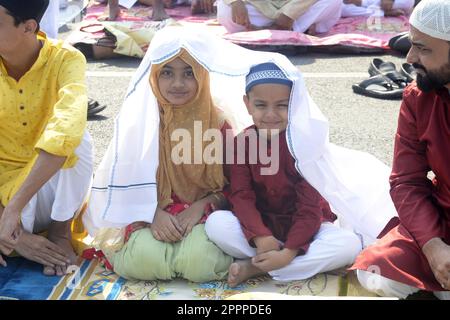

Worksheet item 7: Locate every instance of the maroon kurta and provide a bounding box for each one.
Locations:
[228,126,335,254]
[351,84,450,291]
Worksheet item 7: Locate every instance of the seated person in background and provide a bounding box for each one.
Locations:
[217,0,342,35]
[102,0,216,21]
[341,0,415,17]
[205,62,362,287]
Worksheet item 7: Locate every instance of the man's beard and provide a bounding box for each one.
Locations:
[413,62,450,92]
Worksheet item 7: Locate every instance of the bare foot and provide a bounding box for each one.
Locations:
[46,220,78,277]
[227,260,265,288]
[306,24,318,36]
[46,236,77,276]
[151,2,170,21]
[99,0,120,21]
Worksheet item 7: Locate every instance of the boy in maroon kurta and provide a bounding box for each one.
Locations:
[351,0,450,299]
[205,62,362,287]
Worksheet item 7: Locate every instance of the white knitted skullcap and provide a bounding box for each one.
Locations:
[410,0,450,41]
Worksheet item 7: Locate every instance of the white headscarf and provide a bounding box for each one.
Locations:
[83,26,397,247]
[410,0,450,41]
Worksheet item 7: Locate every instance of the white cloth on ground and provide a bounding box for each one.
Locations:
[205,210,362,281]
[356,269,450,300]
[41,0,60,39]
[341,0,415,18]
[217,0,342,34]
[83,26,397,247]
[21,131,94,234]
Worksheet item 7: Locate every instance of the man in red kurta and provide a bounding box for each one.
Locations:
[351,0,450,299]
[205,62,362,287]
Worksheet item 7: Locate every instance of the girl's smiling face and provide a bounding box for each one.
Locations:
[157,58,199,106]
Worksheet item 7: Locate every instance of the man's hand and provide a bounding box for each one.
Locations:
[273,13,294,31]
[14,231,70,268]
[0,206,22,255]
[251,248,298,272]
[177,202,205,237]
[422,238,450,290]
[150,208,184,243]
[253,235,281,255]
[231,0,250,29]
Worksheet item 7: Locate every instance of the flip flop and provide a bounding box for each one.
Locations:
[400,63,417,83]
[88,98,107,117]
[369,58,408,88]
[352,74,404,100]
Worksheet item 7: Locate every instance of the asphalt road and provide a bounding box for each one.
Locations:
[60,25,408,170]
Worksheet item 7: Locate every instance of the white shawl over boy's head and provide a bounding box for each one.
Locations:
[84,26,397,247]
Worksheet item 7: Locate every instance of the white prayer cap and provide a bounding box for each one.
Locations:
[409,0,450,41]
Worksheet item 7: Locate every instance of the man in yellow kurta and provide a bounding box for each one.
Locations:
[217,0,342,35]
[0,0,93,276]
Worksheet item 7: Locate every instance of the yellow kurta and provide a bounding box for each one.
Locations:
[223,0,318,20]
[0,32,87,207]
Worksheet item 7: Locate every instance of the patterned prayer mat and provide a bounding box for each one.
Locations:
[0,257,374,300]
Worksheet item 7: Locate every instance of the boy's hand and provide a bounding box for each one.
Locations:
[251,248,298,272]
[0,206,22,255]
[150,208,184,243]
[177,202,204,237]
[231,0,250,29]
[253,235,281,254]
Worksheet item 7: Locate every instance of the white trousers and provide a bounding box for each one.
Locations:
[205,210,362,281]
[356,270,450,300]
[217,0,342,34]
[341,0,415,17]
[21,131,94,234]
[41,0,60,39]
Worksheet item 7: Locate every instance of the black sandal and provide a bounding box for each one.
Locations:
[352,74,404,100]
[400,63,417,83]
[88,98,107,117]
[369,58,408,88]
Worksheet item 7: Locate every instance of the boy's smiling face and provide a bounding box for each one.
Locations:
[244,83,291,139]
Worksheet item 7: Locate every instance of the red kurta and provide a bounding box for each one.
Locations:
[228,126,335,254]
[351,84,450,291]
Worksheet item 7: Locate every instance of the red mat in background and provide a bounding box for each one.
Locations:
[68,3,409,54]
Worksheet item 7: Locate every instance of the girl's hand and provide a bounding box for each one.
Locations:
[177,202,205,237]
[150,208,184,243]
